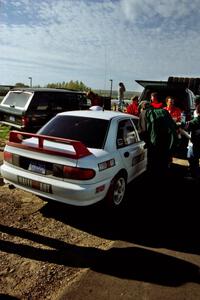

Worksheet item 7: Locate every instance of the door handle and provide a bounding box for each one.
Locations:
[124,151,129,158]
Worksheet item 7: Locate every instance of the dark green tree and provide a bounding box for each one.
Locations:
[15,82,28,87]
[46,80,90,91]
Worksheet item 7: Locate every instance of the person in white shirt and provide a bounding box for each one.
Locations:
[118,82,126,111]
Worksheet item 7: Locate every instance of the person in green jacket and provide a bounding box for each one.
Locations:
[138,92,178,180]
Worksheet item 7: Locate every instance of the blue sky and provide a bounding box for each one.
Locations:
[0,0,200,92]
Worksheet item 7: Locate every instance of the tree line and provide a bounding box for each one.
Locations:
[0,81,139,98]
[46,80,90,91]
[0,80,91,96]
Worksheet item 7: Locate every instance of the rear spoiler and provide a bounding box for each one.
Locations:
[7,131,92,159]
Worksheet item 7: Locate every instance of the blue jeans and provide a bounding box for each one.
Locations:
[118,99,124,111]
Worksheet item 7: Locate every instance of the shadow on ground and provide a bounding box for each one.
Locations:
[0,163,200,287]
[0,295,19,300]
[40,162,200,256]
[0,224,199,287]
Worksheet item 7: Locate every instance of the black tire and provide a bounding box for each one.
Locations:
[105,173,127,208]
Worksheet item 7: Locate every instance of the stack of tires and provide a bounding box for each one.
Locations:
[168,76,200,95]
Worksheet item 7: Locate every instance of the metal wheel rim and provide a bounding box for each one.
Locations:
[113,177,126,206]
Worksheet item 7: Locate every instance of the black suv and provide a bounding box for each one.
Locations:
[135,77,198,158]
[136,78,196,121]
[0,88,90,132]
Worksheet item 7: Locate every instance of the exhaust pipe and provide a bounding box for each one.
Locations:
[9,184,16,190]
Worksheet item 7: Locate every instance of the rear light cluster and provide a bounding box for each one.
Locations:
[54,164,95,180]
[4,151,95,181]
[4,151,12,164]
[22,116,29,127]
[4,151,19,165]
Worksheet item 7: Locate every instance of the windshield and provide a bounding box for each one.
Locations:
[38,115,109,149]
[2,91,32,108]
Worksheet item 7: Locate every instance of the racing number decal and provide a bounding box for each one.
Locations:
[132,152,145,166]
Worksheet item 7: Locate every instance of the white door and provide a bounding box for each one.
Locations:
[116,118,146,181]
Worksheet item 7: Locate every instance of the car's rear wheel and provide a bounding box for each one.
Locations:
[105,173,127,208]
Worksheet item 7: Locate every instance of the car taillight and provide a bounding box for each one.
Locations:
[53,164,95,180]
[22,116,29,127]
[4,151,13,164]
[64,166,95,180]
[3,151,19,165]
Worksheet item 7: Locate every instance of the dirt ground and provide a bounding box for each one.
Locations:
[0,181,113,299]
[0,152,198,300]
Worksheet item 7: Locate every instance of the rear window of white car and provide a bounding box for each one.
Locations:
[39,115,110,149]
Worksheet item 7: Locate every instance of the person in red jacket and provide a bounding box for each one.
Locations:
[126,96,139,116]
[164,96,182,123]
[86,91,103,107]
[150,92,165,109]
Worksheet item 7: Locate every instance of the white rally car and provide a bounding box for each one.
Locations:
[0,110,147,208]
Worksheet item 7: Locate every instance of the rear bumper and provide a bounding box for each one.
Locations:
[0,120,23,129]
[1,164,111,206]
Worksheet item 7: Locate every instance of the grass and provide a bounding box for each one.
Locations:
[0,125,10,147]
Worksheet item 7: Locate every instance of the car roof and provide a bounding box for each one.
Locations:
[57,110,139,120]
[11,87,85,94]
[135,79,168,88]
[135,79,189,91]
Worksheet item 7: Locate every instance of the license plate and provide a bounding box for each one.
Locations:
[17,176,52,193]
[29,162,46,174]
[9,116,15,122]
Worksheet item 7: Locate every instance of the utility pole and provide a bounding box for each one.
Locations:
[109,79,113,98]
[28,77,32,87]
